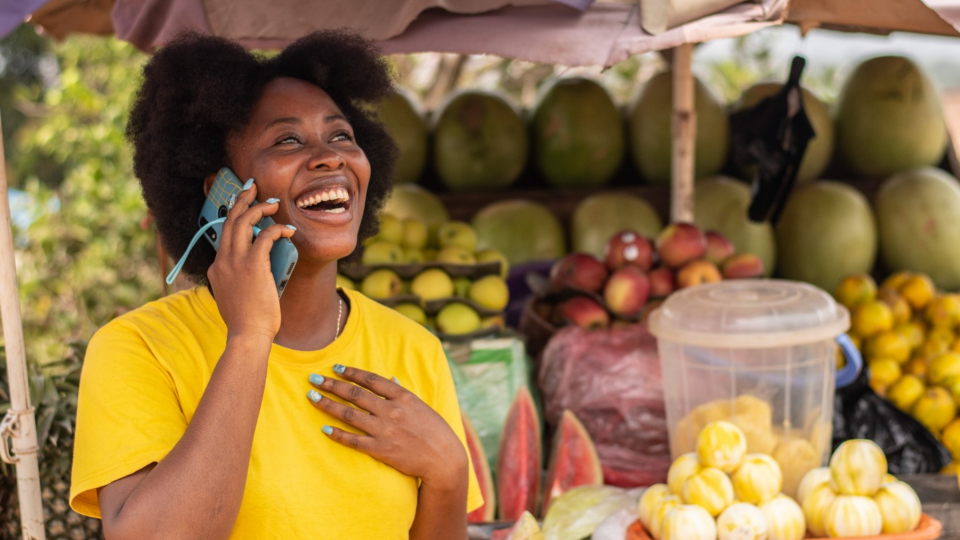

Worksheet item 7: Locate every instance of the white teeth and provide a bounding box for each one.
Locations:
[296,187,350,208]
[323,207,346,214]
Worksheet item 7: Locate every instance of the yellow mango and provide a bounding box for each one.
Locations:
[697,420,747,473]
[773,437,821,498]
[899,274,936,311]
[943,419,960,462]
[895,320,926,350]
[716,502,768,540]
[887,375,926,412]
[925,294,960,328]
[638,484,671,530]
[667,453,702,495]
[880,271,913,295]
[852,301,895,338]
[649,495,682,540]
[913,386,957,433]
[732,453,783,505]
[929,352,960,385]
[682,467,735,518]
[835,274,877,310]
[660,505,717,540]
[824,495,883,537]
[874,481,922,534]
[797,467,831,505]
[868,358,902,395]
[830,439,888,496]
[760,494,806,540]
[866,331,911,363]
[802,483,837,537]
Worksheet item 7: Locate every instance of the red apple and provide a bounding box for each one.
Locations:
[603,266,650,317]
[556,297,610,329]
[649,267,676,298]
[722,253,765,279]
[655,223,707,268]
[677,260,722,289]
[549,253,609,293]
[704,230,736,266]
[604,229,654,271]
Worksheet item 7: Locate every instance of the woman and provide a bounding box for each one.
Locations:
[69,30,482,539]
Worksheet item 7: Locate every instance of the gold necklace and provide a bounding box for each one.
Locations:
[335,296,343,339]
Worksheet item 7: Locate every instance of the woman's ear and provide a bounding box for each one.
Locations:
[202,173,217,196]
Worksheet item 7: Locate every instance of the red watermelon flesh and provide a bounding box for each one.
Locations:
[496,386,542,521]
[464,413,497,523]
[540,410,604,516]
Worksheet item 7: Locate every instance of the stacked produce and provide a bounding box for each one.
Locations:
[536,223,764,331]
[796,440,923,537]
[835,271,960,471]
[636,421,806,540]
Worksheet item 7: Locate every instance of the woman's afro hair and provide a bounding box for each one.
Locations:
[127,30,398,282]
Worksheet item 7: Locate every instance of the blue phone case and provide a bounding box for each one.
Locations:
[199,168,298,297]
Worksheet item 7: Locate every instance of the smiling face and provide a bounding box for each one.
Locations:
[225,77,372,266]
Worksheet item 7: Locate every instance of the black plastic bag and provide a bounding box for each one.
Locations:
[833,365,951,474]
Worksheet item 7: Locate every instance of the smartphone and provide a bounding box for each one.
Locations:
[199,168,298,297]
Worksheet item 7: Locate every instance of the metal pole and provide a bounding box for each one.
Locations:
[671,43,696,223]
[0,113,46,540]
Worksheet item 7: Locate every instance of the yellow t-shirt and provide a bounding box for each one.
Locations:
[70,286,483,539]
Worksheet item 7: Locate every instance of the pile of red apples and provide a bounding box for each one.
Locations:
[548,223,765,329]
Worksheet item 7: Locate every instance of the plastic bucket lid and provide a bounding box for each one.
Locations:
[649,279,850,349]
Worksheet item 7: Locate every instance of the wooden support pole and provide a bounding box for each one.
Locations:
[671,43,696,223]
[0,114,47,540]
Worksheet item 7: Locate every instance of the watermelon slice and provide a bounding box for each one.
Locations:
[497,386,542,521]
[540,410,604,516]
[463,413,497,523]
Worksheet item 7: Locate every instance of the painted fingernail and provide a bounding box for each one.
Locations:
[392,376,401,385]
[252,225,262,237]
[286,224,297,231]
[322,425,333,435]
[266,198,280,204]
[333,364,346,375]
[307,390,322,403]
[227,193,237,209]
[309,373,325,385]
[242,178,255,191]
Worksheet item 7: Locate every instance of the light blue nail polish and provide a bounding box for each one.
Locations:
[322,425,333,435]
[242,178,255,191]
[392,376,401,386]
[252,225,261,238]
[286,224,297,231]
[266,198,280,204]
[332,364,346,375]
[309,373,325,385]
[307,390,322,403]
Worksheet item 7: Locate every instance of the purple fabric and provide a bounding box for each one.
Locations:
[0,0,51,38]
[550,0,594,11]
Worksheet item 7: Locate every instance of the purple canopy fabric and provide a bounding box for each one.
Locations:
[0,0,50,37]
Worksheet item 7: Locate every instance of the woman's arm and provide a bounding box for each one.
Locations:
[409,460,470,540]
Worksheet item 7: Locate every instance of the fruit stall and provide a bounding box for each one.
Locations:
[6,1,960,540]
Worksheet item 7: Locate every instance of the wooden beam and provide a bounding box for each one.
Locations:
[671,43,696,223]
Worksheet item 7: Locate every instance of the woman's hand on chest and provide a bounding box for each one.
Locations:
[305,366,468,491]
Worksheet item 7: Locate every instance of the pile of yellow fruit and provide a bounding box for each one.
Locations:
[638,421,807,540]
[337,215,511,336]
[835,272,960,471]
[797,439,922,537]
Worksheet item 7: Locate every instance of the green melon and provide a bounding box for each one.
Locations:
[694,177,776,276]
[876,167,960,291]
[472,200,566,265]
[735,82,834,184]
[571,192,662,258]
[775,181,877,292]
[377,89,428,184]
[835,55,947,178]
[531,77,624,187]
[628,71,730,184]
[382,184,449,232]
[431,90,528,191]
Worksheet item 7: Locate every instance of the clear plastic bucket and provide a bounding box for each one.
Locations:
[648,279,850,497]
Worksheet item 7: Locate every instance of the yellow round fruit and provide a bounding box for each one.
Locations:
[881,271,913,294]
[802,483,837,537]
[716,502,768,540]
[887,375,927,412]
[824,495,883,537]
[929,352,960,385]
[927,326,956,354]
[865,331,912,363]
[360,269,403,299]
[772,437,821,499]
[900,274,936,311]
[732,454,783,505]
[874,481,922,534]
[660,505,717,540]
[410,268,454,300]
[879,290,913,325]
[835,274,877,310]
[904,358,929,380]
[649,495,683,540]
[913,386,957,433]
[393,303,428,325]
[682,467,735,517]
[852,301,895,338]
[942,418,960,462]
[697,420,747,473]
[436,303,482,335]
[895,321,926,349]
[638,484,671,530]
[926,294,960,328]
[868,358,903,394]
[830,439,888,496]
[883,473,898,484]
[944,376,960,408]
[797,467,831,505]
[759,494,806,540]
[467,275,509,311]
[667,453,703,495]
